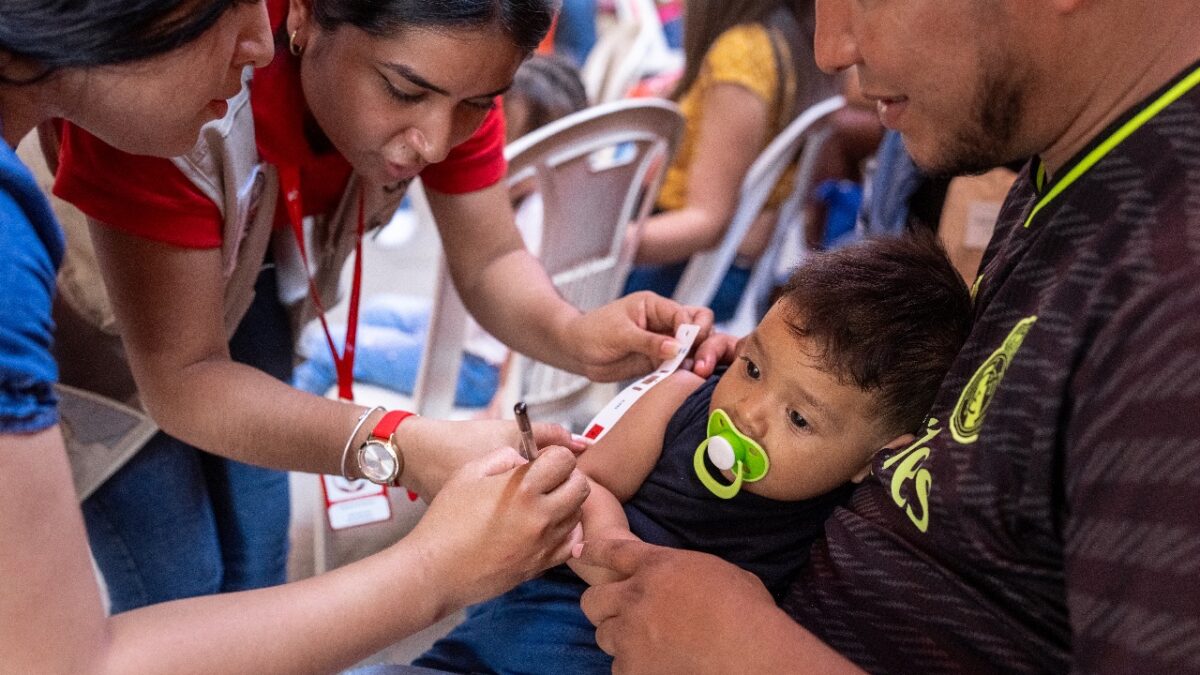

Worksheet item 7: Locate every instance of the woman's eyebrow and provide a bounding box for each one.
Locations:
[381,62,511,99]
[381,62,449,95]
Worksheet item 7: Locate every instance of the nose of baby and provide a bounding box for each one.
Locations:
[732,398,770,441]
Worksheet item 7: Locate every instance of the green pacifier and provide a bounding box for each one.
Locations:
[693,409,770,499]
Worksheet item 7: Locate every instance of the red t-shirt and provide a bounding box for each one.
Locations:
[53,0,507,249]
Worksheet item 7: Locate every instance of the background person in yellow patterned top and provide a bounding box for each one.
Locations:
[622,0,835,322]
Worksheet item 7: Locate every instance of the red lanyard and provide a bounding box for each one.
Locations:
[278,165,364,402]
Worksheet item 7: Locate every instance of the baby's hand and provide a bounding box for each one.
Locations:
[568,530,641,586]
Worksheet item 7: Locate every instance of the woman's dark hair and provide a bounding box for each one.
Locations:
[776,232,974,435]
[310,0,559,53]
[0,0,252,85]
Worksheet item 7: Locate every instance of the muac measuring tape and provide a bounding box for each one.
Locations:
[581,323,701,442]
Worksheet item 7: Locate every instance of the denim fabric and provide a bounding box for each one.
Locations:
[0,141,64,433]
[622,260,752,324]
[857,131,924,238]
[82,433,291,612]
[815,179,865,250]
[82,264,292,613]
[292,297,500,409]
[554,0,598,67]
[415,571,611,675]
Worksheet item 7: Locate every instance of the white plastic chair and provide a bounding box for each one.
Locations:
[411,98,685,424]
[671,95,846,336]
[582,0,681,103]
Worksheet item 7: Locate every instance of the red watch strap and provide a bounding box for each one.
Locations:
[370,410,419,501]
[372,410,415,440]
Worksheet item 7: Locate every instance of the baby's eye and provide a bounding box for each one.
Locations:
[741,356,761,380]
[788,410,809,430]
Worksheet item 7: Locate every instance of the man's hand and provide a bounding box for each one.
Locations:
[576,539,774,673]
[561,292,713,382]
[575,539,862,674]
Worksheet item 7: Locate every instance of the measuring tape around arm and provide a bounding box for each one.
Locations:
[580,323,701,443]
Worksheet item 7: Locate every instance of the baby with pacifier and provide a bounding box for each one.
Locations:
[415,234,973,675]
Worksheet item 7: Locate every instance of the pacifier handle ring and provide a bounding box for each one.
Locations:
[694,439,744,500]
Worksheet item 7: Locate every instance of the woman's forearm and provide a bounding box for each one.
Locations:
[100,537,447,675]
[86,221,373,477]
[133,355,369,476]
[429,185,584,373]
[137,356,577,500]
[2,428,447,675]
[452,246,583,372]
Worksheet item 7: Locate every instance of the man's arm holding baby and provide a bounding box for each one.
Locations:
[567,370,706,585]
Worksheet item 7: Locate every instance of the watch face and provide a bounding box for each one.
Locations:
[359,440,398,484]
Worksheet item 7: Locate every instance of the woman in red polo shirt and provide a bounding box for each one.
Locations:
[52,0,713,613]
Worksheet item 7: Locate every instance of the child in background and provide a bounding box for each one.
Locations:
[416,234,973,673]
[292,55,589,407]
[503,54,591,144]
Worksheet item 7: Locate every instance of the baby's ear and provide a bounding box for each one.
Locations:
[851,432,916,483]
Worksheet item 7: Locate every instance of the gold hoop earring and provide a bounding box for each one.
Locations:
[288,30,304,57]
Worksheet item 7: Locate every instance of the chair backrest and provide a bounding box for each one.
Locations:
[582,0,679,103]
[671,96,847,319]
[412,98,684,422]
[721,124,835,336]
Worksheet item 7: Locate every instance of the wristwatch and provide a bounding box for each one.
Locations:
[356,410,415,485]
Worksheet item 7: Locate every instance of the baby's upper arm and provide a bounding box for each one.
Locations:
[579,369,705,502]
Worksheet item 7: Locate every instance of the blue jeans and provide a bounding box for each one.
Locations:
[415,570,611,674]
[623,260,752,324]
[292,295,500,409]
[82,265,291,613]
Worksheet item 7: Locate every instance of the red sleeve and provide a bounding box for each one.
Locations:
[52,122,223,249]
[420,104,508,195]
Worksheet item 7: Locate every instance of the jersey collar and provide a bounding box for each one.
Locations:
[1025,57,1200,227]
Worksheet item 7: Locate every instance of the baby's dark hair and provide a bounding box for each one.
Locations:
[508,54,589,137]
[776,233,972,434]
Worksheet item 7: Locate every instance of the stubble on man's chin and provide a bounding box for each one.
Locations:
[922,52,1028,178]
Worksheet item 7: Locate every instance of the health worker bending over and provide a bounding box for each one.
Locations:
[50,0,714,611]
[1,1,595,672]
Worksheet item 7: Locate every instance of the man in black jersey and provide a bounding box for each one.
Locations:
[574,0,1200,672]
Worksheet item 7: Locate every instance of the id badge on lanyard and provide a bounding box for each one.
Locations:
[278,166,394,530]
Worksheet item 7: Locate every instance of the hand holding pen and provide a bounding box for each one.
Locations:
[514,402,539,461]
